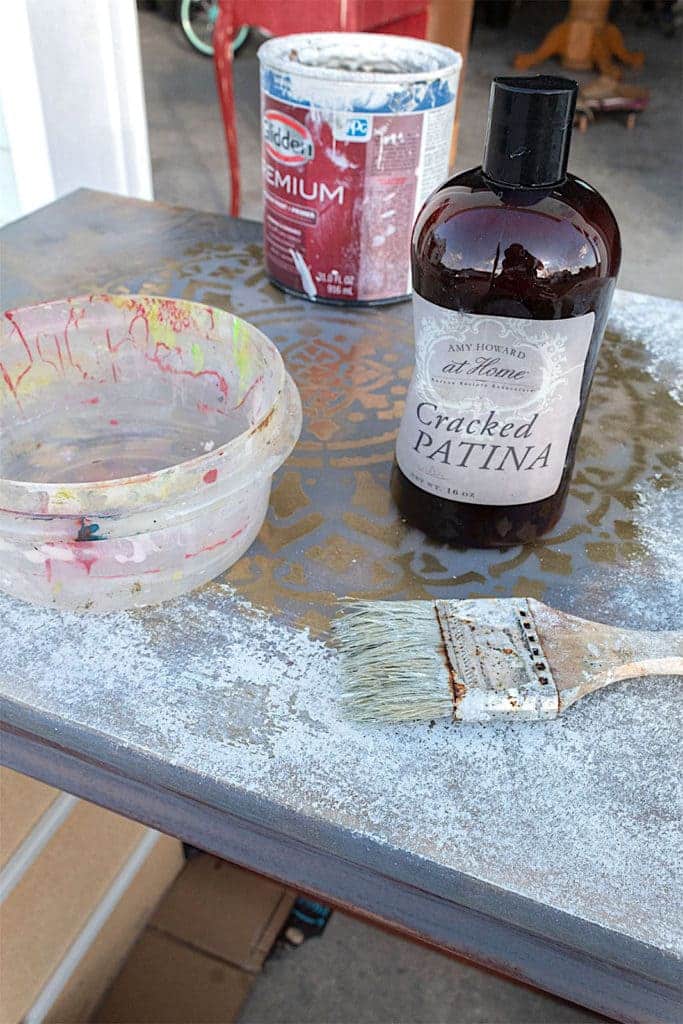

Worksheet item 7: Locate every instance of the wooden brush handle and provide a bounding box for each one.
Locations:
[578,635,682,696]
[529,600,683,711]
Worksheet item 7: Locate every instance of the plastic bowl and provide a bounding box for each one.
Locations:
[0,294,302,611]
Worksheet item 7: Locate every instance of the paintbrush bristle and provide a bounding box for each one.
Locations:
[333,601,452,722]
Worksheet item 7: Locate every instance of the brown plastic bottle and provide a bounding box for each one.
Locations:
[392,76,621,547]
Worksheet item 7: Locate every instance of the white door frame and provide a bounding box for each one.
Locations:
[0,0,152,224]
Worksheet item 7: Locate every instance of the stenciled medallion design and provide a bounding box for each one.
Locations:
[5,199,679,635]
[143,239,680,633]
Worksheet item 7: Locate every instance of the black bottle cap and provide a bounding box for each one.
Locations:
[482,75,578,189]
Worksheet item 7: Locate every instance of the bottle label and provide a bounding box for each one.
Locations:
[396,295,595,506]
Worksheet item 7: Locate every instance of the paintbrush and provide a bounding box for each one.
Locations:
[333,598,683,724]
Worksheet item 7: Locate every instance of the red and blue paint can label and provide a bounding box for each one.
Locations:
[258,33,461,304]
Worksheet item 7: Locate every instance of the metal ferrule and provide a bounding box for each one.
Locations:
[435,599,560,723]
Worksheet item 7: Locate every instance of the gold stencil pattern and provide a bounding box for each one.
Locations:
[4,197,679,634]
[122,238,679,634]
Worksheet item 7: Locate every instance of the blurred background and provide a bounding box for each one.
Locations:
[0,0,681,297]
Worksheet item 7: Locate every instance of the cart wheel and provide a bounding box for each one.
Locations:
[179,0,249,57]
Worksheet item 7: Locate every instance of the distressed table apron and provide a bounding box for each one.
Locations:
[1,191,681,1024]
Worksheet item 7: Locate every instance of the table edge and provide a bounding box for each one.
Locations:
[1,693,680,1024]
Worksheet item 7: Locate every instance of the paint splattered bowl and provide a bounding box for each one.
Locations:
[0,294,302,611]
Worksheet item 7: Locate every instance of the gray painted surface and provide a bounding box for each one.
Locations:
[3,568,681,960]
[1,181,681,1019]
[1,284,682,1022]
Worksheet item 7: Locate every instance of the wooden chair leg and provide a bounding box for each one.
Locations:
[602,22,645,68]
[514,23,568,70]
[591,34,621,78]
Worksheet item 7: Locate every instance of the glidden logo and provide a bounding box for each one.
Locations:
[263,110,314,165]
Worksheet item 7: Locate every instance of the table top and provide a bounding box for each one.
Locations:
[2,190,682,1022]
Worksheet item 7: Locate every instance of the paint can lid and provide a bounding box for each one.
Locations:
[482,76,578,189]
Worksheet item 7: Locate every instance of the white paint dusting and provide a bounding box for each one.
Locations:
[632,481,683,586]
[1,581,681,956]
[289,249,317,299]
[609,290,683,403]
[325,147,357,171]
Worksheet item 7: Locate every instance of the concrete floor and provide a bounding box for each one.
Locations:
[240,912,606,1024]
[138,0,682,298]
[137,5,678,1022]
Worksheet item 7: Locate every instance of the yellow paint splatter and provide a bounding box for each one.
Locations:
[147,298,180,351]
[155,478,175,501]
[191,342,205,373]
[232,318,252,394]
[109,294,182,350]
[1,365,59,400]
[54,488,76,504]
[172,570,183,582]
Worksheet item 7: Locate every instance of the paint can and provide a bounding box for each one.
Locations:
[257,33,462,305]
